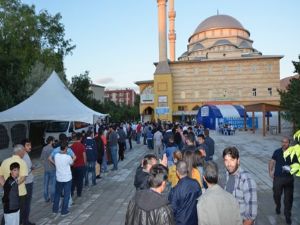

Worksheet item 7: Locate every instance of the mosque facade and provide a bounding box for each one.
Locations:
[136,0,282,122]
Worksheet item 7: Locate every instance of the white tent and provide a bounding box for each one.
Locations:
[0,71,106,124]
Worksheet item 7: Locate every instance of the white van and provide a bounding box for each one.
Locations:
[44,121,91,142]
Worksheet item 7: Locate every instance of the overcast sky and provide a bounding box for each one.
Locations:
[23,0,300,91]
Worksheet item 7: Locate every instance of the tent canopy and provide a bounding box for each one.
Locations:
[197,104,247,129]
[0,72,106,124]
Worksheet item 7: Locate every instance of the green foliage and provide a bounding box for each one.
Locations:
[278,56,300,130]
[292,55,300,74]
[70,71,93,106]
[284,130,300,176]
[0,0,75,111]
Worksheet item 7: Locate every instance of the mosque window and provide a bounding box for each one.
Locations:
[208,66,213,75]
[237,64,242,73]
[178,106,186,111]
[268,64,273,72]
[251,64,257,73]
[252,88,257,97]
[268,87,272,96]
[180,91,186,99]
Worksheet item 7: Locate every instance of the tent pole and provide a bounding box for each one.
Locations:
[252,111,255,134]
[262,105,266,136]
[278,110,281,134]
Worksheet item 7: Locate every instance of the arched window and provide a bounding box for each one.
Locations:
[11,124,27,146]
[0,125,9,149]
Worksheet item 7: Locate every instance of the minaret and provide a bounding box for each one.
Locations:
[157,0,168,62]
[168,0,176,62]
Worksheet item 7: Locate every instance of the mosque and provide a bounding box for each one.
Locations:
[135,0,282,122]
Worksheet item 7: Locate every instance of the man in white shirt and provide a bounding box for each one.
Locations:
[52,141,75,216]
[153,127,163,158]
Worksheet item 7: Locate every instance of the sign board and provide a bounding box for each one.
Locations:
[141,86,154,103]
[218,117,258,129]
[155,107,169,115]
[201,106,209,117]
[158,96,167,103]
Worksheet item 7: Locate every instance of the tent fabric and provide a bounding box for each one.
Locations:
[197,104,247,129]
[0,72,106,124]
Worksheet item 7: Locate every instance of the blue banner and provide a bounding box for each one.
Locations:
[218,117,258,129]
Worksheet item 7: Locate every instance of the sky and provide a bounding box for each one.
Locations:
[22,0,300,92]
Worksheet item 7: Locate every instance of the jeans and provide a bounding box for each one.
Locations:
[53,180,72,215]
[19,195,26,225]
[72,166,85,196]
[136,133,141,144]
[273,176,294,218]
[118,142,125,161]
[85,161,96,186]
[147,138,153,149]
[101,151,108,172]
[24,183,33,224]
[44,170,56,202]
[128,137,132,149]
[110,145,118,170]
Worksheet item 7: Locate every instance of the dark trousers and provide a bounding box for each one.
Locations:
[118,142,125,161]
[20,194,27,225]
[53,180,71,215]
[72,166,85,196]
[273,176,294,218]
[128,137,132,149]
[24,183,33,224]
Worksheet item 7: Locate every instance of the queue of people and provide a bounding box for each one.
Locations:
[0,122,135,224]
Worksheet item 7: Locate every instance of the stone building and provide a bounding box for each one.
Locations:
[136,0,282,122]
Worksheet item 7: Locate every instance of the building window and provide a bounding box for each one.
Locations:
[268,64,273,72]
[252,88,257,97]
[268,87,272,96]
[180,91,186,99]
[178,106,186,111]
[251,64,257,73]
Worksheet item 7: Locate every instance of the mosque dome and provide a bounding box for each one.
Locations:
[179,14,259,61]
[193,14,249,35]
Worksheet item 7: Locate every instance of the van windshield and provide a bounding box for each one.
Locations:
[45,122,69,132]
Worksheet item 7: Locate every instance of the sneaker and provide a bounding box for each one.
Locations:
[285,216,292,224]
[61,211,70,217]
[27,222,36,225]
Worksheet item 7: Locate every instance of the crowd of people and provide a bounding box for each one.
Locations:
[0,120,297,225]
[0,122,135,225]
[125,121,296,225]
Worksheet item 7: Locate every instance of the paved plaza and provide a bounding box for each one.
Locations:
[1,130,299,225]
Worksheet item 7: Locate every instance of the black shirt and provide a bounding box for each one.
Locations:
[272,148,293,177]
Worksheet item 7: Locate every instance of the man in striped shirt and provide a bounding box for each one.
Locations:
[223,147,257,225]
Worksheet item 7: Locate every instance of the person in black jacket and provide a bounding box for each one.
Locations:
[2,162,20,225]
[134,154,158,190]
[126,164,174,225]
[168,160,201,225]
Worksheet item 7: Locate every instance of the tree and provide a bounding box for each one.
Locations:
[278,56,300,130]
[292,55,300,73]
[0,0,75,111]
[284,130,300,177]
[70,71,93,106]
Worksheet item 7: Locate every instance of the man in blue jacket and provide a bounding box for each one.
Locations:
[168,160,201,225]
[84,131,98,186]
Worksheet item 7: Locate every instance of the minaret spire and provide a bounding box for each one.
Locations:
[168,0,176,62]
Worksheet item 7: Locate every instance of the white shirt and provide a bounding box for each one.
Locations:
[153,131,163,146]
[23,153,34,184]
[54,152,73,182]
